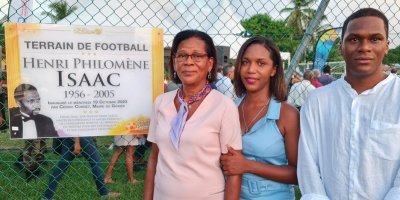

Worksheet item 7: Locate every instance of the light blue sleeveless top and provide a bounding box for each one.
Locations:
[235,96,294,200]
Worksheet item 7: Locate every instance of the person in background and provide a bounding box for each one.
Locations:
[43,137,120,199]
[215,64,236,99]
[224,64,235,82]
[0,66,5,130]
[298,8,400,199]
[104,135,141,184]
[144,30,242,200]
[390,66,398,74]
[287,70,315,110]
[220,37,299,199]
[311,69,323,88]
[318,65,336,85]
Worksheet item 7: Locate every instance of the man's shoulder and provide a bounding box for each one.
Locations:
[9,108,22,120]
[391,74,400,83]
[308,79,341,100]
[34,114,53,122]
[9,107,20,114]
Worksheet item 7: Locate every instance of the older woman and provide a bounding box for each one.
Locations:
[144,30,242,200]
[220,37,300,199]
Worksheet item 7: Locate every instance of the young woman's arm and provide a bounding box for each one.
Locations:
[221,103,300,184]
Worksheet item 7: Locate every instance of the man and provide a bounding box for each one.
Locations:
[10,83,58,181]
[311,69,323,88]
[215,64,236,99]
[318,65,336,85]
[10,83,58,139]
[224,64,235,81]
[298,8,400,200]
[287,70,315,110]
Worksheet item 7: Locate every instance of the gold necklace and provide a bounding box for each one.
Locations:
[241,97,271,134]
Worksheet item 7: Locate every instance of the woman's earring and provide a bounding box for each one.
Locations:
[174,72,177,79]
[207,72,211,79]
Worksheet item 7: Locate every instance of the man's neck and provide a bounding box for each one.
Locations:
[345,72,387,94]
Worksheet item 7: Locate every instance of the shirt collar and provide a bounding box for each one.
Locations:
[340,74,394,96]
[20,111,31,118]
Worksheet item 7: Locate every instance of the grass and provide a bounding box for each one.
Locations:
[0,132,147,200]
[0,131,301,200]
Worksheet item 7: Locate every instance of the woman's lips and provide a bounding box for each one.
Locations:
[245,78,257,84]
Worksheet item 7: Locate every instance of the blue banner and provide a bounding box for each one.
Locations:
[313,27,342,71]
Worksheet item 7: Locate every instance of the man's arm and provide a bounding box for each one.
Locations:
[384,168,400,199]
[297,97,329,200]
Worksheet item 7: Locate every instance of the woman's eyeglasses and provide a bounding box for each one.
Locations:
[174,53,208,62]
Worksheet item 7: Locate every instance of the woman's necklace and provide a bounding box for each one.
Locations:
[241,97,271,134]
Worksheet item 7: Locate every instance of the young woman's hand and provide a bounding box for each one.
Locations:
[220,146,247,175]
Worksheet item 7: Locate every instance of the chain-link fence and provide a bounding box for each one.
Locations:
[1,0,400,199]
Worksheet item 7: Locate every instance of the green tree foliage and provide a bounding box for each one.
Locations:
[0,15,7,47]
[41,0,78,23]
[0,22,4,47]
[384,45,400,65]
[240,14,300,55]
[280,0,331,61]
[280,0,317,35]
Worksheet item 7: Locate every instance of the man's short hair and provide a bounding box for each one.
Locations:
[312,69,321,78]
[303,70,314,81]
[342,8,389,40]
[323,65,331,74]
[14,84,38,101]
[222,65,234,76]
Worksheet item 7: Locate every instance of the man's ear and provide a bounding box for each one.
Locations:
[339,42,344,56]
[385,41,390,55]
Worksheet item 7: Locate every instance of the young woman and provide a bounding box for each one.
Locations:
[220,37,300,199]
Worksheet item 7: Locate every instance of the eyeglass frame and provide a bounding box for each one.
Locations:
[174,53,211,62]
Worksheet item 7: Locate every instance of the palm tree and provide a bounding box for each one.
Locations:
[280,0,318,36]
[41,1,78,23]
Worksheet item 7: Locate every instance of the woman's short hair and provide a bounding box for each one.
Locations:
[234,37,287,101]
[169,30,218,84]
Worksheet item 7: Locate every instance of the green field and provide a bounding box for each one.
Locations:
[0,131,301,200]
[0,133,146,200]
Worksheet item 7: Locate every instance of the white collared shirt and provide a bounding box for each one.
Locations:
[21,112,37,139]
[298,74,400,200]
[288,80,315,107]
[215,74,236,100]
